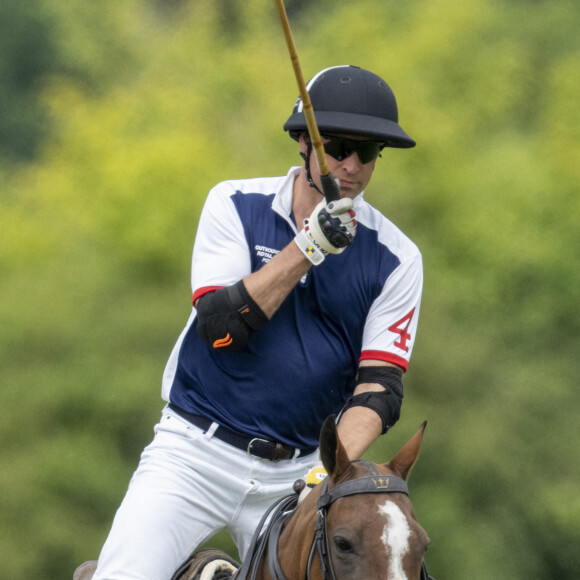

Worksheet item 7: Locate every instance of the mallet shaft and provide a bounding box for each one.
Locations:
[275,0,340,202]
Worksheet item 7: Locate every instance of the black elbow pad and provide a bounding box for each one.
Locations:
[196,281,267,351]
[342,389,402,434]
[341,366,404,434]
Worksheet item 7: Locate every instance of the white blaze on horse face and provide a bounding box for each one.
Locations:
[379,500,411,580]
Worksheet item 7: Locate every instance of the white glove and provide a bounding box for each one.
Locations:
[294,198,357,266]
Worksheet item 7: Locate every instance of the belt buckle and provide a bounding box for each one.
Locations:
[247,437,273,458]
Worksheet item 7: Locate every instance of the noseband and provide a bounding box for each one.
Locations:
[233,460,434,580]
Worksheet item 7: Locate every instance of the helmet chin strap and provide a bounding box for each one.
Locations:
[300,139,325,197]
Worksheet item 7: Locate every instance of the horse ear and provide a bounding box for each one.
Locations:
[319,415,350,480]
[386,421,427,481]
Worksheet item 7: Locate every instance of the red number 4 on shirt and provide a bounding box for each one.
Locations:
[388,308,415,352]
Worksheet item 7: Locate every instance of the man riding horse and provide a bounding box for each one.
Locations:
[85,65,423,579]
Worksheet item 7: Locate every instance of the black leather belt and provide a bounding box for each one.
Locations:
[168,404,317,462]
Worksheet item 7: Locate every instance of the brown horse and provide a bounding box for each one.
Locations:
[75,416,432,580]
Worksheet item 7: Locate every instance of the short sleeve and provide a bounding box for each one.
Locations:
[360,253,423,371]
[190,183,252,302]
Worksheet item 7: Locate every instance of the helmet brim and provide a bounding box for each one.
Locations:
[284,111,416,149]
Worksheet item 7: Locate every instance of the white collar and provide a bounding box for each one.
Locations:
[271,166,301,218]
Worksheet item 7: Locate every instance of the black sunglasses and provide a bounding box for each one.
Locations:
[318,135,384,164]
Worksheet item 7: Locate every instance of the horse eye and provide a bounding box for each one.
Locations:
[334,536,354,553]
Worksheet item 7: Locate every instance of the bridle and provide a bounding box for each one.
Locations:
[302,470,410,580]
[233,460,434,580]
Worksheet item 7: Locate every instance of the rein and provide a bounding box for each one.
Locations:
[232,492,299,580]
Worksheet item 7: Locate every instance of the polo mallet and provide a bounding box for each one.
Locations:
[274,0,340,203]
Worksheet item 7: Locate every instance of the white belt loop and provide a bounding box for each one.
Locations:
[291,448,300,462]
[204,422,219,440]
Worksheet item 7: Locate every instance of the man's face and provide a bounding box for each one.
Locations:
[299,133,380,199]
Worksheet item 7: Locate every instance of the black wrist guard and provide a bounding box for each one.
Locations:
[341,366,404,434]
[196,280,268,351]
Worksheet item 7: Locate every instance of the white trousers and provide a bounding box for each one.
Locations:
[92,406,319,580]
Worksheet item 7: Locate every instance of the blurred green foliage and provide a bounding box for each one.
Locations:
[1,0,578,578]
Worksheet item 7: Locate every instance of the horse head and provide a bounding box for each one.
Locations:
[277,416,430,580]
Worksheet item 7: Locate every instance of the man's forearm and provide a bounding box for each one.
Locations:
[338,409,382,460]
[337,390,384,460]
[243,241,311,319]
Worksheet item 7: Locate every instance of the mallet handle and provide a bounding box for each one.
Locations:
[275,0,340,202]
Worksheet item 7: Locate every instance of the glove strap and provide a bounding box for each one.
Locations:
[294,227,326,266]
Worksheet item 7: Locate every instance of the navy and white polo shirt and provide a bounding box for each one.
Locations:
[162,167,423,449]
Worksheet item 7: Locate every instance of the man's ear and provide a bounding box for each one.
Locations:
[298,133,309,155]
